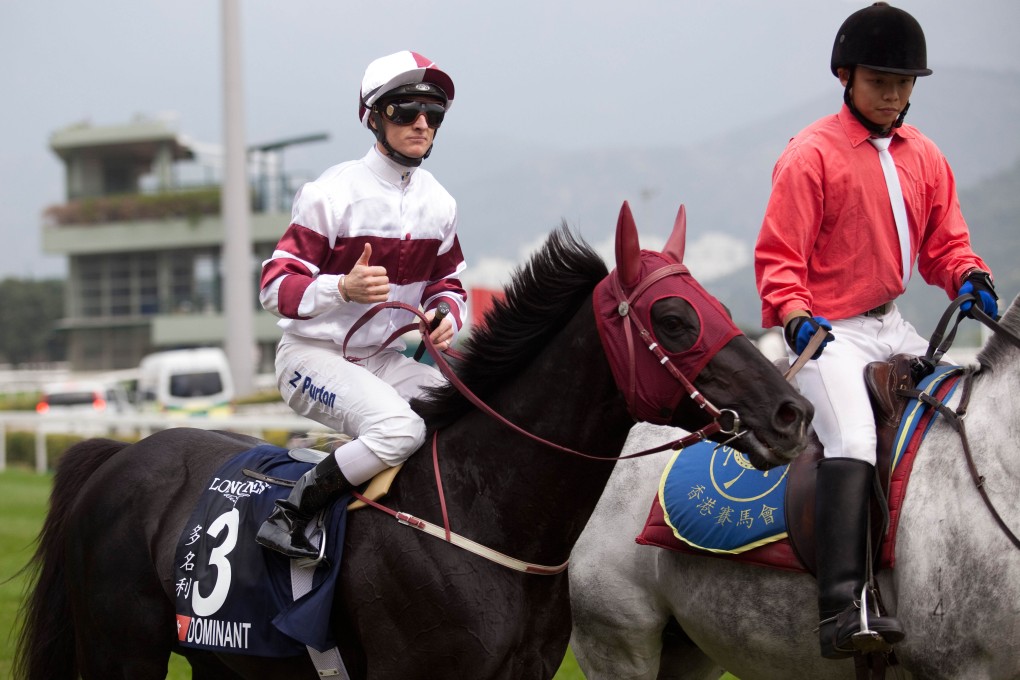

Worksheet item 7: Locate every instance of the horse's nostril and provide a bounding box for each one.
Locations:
[776,400,812,435]
[777,402,799,426]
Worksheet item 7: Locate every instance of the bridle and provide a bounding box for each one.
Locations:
[343,268,741,464]
[606,263,741,441]
[335,265,746,574]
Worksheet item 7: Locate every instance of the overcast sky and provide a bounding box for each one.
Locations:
[1,0,1017,279]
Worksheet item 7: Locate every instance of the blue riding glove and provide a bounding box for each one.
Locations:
[784,315,833,360]
[958,271,998,318]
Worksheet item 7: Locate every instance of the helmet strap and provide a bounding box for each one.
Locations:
[369,111,436,168]
[369,111,433,168]
[843,67,912,135]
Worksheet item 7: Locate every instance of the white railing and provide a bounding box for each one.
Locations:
[0,411,331,474]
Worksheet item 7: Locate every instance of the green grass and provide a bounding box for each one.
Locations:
[0,467,51,678]
[0,468,618,679]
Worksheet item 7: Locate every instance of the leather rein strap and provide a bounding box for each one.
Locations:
[898,370,1020,551]
[335,282,740,575]
[904,294,1020,551]
[351,432,569,575]
[344,300,730,461]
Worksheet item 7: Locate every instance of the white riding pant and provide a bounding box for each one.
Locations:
[788,305,931,464]
[275,335,445,483]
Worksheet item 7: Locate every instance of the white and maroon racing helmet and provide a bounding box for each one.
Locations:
[358,51,455,129]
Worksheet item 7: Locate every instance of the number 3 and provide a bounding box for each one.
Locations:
[191,508,239,617]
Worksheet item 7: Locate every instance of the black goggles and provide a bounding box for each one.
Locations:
[379,100,446,128]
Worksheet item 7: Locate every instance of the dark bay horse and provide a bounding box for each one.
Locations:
[16,203,811,680]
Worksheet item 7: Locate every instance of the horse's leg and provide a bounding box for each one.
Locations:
[569,446,683,679]
[215,653,319,679]
[71,579,175,679]
[656,617,724,680]
[182,651,246,680]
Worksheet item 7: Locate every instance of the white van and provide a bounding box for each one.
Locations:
[137,348,235,417]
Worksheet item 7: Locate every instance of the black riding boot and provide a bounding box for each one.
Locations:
[256,453,352,560]
[815,458,904,659]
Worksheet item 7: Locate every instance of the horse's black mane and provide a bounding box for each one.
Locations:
[413,224,608,430]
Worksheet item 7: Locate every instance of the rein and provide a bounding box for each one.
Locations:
[350,432,569,575]
[901,294,1020,551]
[335,283,741,575]
[343,300,732,461]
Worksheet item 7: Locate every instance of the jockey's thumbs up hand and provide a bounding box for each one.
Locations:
[343,243,390,304]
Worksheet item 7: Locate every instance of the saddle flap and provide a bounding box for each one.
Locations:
[865,353,919,490]
[865,354,915,427]
[347,463,403,511]
[786,354,923,576]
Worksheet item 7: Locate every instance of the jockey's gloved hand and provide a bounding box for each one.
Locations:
[784,315,833,360]
[958,270,998,318]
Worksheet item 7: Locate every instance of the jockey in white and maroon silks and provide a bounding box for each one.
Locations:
[755,3,997,660]
[256,51,467,561]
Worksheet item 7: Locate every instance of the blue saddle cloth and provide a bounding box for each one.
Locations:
[659,439,790,554]
[659,365,962,554]
[173,445,349,656]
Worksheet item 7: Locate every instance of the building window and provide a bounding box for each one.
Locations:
[169,253,195,313]
[78,258,104,317]
[139,253,159,314]
[109,257,132,316]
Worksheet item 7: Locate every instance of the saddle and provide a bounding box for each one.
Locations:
[637,353,966,575]
[784,353,923,575]
[285,446,403,511]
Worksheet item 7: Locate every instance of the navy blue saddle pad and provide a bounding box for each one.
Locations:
[173,445,349,656]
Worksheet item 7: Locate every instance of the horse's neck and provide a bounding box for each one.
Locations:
[435,308,633,563]
[960,358,1019,480]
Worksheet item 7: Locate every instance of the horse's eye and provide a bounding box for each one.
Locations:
[651,298,700,353]
[659,316,684,333]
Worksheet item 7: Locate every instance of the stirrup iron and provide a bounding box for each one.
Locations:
[294,512,329,569]
[851,585,892,654]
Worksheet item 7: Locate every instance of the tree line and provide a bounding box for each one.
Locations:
[0,278,66,366]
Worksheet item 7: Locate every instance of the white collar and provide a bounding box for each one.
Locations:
[365,145,417,186]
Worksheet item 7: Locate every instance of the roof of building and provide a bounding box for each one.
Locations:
[49,116,195,162]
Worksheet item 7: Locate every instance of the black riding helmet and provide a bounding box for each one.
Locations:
[831,2,932,133]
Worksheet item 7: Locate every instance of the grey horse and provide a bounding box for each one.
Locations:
[569,294,1020,680]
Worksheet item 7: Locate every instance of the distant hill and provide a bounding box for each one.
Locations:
[673,155,1020,344]
[433,66,1020,339]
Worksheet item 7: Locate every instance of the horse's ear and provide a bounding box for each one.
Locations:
[616,201,641,287]
[663,204,687,263]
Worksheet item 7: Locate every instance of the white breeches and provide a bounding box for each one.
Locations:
[788,306,931,464]
[275,335,445,470]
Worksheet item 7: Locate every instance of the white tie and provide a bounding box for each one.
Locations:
[868,136,912,288]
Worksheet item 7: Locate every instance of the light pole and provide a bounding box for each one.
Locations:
[221,0,255,397]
